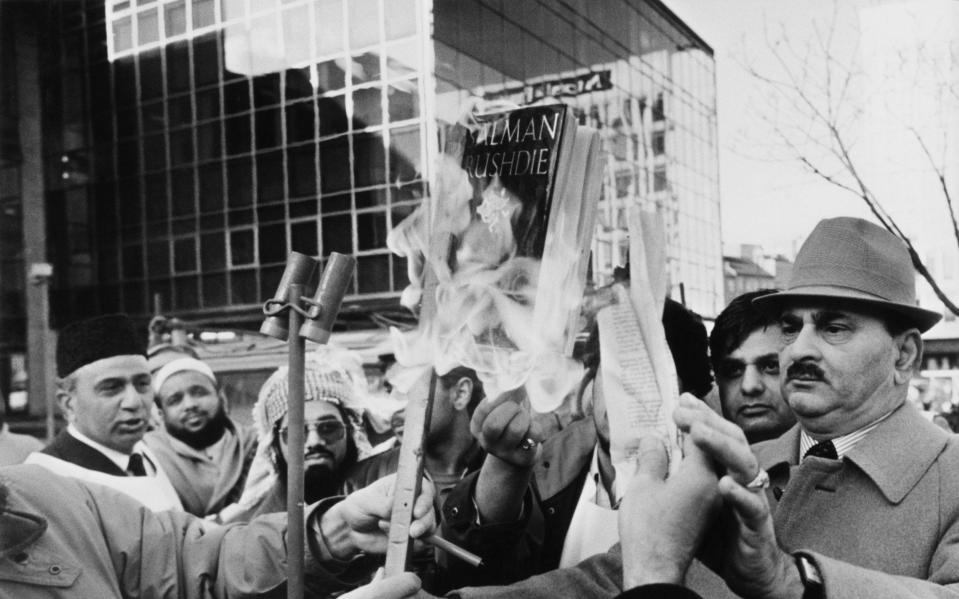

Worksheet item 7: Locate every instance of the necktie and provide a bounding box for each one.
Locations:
[804,440,838,461]
[127,453,148,476]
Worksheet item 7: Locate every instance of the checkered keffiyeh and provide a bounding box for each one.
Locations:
[216,352,375,524]
[250,356,373,459]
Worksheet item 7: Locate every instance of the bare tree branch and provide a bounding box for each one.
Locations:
[743,1,959,317]
[909,126,959,251]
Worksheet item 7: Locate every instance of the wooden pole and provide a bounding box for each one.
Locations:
[384,248,443,576]
[286,284,306,599]
[383,369,436,575]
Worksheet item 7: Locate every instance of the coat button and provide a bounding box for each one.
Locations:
[546,507,555,516]
[48,565,62,575]
[543,461,550,468]
[13,552,28,564]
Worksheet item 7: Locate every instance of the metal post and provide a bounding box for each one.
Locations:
[37,274,53,442]
[286,283,306,599]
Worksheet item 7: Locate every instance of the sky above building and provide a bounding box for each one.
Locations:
[664,0,959,317]
[662,0,925,256]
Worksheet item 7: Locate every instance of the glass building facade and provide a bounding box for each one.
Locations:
[41,0,429,329]
[3,0,720,414]
[431,0,721,315]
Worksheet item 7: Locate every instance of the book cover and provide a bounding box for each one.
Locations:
[454,103,576,264]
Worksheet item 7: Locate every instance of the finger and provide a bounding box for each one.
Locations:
[680,433,715,474]
[342,572,422,599]
[481,401,525,445]
[675,398,750,444]
[344,483,394,522]
[687,422,759,485]
[495,408,536,448]
[366,472,398,497]
[526,418,544,444]
[412,482,435,517]
[717,474,771,530]
[409,508,437,539]
[469,394,498,439]
[409,482,437,538]
[635,436,669,482]
[388,572,423,597]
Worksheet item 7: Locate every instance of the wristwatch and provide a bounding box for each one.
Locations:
[794,553,824,599]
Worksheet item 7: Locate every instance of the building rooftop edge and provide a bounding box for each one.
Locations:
[647,0,715,56]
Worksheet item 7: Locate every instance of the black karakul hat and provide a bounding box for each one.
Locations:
[57,313,146,377]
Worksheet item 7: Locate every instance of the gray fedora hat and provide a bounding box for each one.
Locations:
[753,217,942,332]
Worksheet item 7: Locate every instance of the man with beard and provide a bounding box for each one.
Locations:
[143,356,257,517]
[26,313,182,511]
[219,356,374,523]
[710,289,796,444]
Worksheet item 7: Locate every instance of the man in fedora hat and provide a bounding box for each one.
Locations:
[439,217,958,599]
[25,313,183,512]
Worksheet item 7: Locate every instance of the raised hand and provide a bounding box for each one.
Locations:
[320,474,437,560]
[470,387,543,469]
[673,395,803,599]
[619,435,720,589]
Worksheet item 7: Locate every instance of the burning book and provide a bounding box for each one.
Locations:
[389,100,603,412]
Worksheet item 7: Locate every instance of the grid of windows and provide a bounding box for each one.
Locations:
[52,0,426,322]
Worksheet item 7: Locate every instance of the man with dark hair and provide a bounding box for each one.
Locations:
[709,289,796,443]
[439,298,713,586]
[26,313,182,511]
[144,355,257,517]
[345,366,485,500]
[338,366,486,594]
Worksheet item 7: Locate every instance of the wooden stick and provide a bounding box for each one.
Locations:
[384,236,447,577]
[384,369,436,576]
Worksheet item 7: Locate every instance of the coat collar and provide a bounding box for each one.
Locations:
[754,402,949,504]
[843,402,949,503]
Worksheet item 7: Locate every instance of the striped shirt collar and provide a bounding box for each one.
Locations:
[799,409,895,461]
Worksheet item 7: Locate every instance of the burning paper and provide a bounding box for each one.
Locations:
[387,100,602,412]
[600,207,683,494]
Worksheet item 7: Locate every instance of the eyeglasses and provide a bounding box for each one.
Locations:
[278,420,346,444]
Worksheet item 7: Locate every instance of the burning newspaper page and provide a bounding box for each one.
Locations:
[598,208,683,497]
[388,100,602,412]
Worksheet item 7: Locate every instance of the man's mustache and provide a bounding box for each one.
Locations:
[785,361,827,382]
[304,449,336,461]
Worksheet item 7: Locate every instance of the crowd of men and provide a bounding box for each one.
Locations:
[1,215,956,599]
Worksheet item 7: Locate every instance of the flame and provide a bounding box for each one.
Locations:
[387,113,587,413]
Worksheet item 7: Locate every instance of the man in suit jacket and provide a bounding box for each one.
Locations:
[26,313,182,511]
